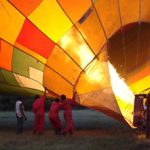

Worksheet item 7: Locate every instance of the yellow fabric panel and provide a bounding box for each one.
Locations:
[115,98,134,126]
[127,63,150,84]
[141,0,150,22]
[0,40,13,71]
[119,0,139,25]
[58,26,94,69]
[57,0,91,23]
[76,59,110,94]
[76,6,106,55]
[95,0,121,38]
[28,0,72,42]
[44,66,73,98]
[15,42,46,64]
[46,45,81,84]
[0,0,25,44]
[29,67,43,84]
[130,75,150,94]
[13,73,44,91]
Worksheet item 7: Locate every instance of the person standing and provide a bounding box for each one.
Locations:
[15,97,27,134]
[32,88,46,134]
[61,92,77,136]
[48,98,63,135]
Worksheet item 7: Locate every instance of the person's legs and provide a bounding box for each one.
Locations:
[49,117,58,135]
[63,118,74,136]
[49,114,62,135]
[38,115,44,134]
[63,121,70,135]
[20,117,23,133]
[33,114,40,134]
[69,129,74,135]
[16,117,20,134]
[52,119,62,135]
[17,117,23,134]
[56,118,62,135]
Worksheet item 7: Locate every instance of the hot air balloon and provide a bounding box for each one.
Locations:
[0,0,150,127]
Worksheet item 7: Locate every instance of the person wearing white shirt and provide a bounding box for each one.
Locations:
[15,97,27,134]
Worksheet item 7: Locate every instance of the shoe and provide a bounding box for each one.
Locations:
[62,131,66,136]
[33,131,37,134]
[38,132,43,135]
[55,129,59,135]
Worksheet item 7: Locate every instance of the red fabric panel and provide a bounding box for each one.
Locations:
[16,19,55,58]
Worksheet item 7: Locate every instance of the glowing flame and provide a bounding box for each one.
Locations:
[59,30,94,69]
[85,60,107,84]
[77,44,94,68]
[108,62,135,127]
[60,34,72,48]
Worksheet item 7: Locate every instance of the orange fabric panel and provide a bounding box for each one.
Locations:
[91,106,127,125]
[44,66,73,98]
[119,0,139,25]
[76,6,106,55]
[78,88,120,115]
[46,45,81,84]
[141,0,150,22]
[95,0,121,38]
[58,0,91,23]
[0,40,13,71]
[8,0,42,16]
[0,0,25,44]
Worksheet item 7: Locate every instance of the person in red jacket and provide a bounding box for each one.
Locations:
[32,88,46,134]
[61,92,77,136]
[48,98,63,135]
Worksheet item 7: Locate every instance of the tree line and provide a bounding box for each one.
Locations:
[0,95,86,111]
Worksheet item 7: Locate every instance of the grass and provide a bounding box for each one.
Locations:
[0,110,150,150]
[0,128,150,150]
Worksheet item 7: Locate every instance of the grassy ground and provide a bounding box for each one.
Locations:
[0,110,150,150]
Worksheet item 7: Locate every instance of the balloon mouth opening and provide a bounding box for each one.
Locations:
[108,22,150,78]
